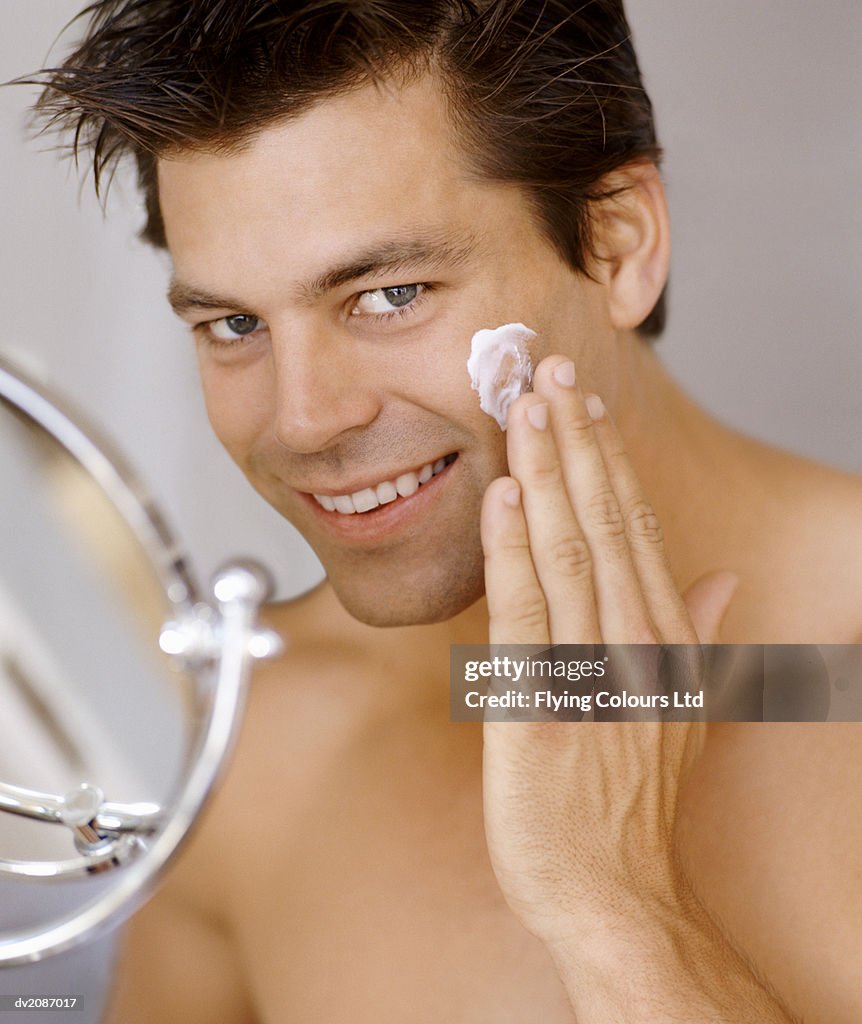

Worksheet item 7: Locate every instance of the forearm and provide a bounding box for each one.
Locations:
[544,892,799,1024]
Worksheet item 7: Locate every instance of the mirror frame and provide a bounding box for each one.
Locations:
[0,357,271,964]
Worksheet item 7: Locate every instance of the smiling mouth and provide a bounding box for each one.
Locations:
[311,453,458,515]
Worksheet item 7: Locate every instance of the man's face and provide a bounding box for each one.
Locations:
[158,75,614,626]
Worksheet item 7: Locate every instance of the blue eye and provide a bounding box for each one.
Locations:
[353,284,423,315]
[381,285,418,307]
[209,314,263,341]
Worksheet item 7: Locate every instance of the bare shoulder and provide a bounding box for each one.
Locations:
[778,454,862,639]
[729,442,862,642]
[776,452,862,550]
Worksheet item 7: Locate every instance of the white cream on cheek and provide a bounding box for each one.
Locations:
[466,323,537,430]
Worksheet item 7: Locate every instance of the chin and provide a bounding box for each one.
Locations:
[328,558,486,628]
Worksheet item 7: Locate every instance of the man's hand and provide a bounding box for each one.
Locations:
[479,355,795,1022]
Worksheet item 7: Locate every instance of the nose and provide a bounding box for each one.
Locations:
[269,325,382,454]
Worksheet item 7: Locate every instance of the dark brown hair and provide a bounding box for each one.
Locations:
[32,0,666,334]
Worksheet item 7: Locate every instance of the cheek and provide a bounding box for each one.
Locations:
[403,322,515,472]
[196,359,274,459]
[363,306,474,415]
[360,329,505,497]
[398,319,499,432]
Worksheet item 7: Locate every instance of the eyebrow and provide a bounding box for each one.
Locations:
[167,231,479,315]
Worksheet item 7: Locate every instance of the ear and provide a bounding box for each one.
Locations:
[590,162,670,332]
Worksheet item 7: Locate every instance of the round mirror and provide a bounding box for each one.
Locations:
[0,357,277,965]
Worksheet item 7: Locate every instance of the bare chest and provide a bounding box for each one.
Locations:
[240,853,576,1023]
[225,730,576,1023]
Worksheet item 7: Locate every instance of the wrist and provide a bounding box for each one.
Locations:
[541,889,794,1023]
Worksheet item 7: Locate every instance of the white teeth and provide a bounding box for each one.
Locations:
[395,472,419,497]
[314,456,453,514]
[352,487,380,513]
[376,480,398,504]
[333,495,356,514]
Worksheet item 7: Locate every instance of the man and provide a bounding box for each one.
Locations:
[30,1,862,1020]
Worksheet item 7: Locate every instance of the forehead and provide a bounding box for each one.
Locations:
[156,75,539,296]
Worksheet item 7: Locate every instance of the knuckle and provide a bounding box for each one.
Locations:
[608,447,631,471]
[545,534,593,578]
[493,535,533,557]
[561,416,596,450]
[497,590,549,633]
[517,602,550,634]
[528,460,564,488]
[625,500,664,547]
[585,492,626,537]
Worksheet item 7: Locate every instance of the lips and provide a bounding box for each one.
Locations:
[311,453,457,514]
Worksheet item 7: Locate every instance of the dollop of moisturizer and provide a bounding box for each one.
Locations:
[467,323,537,430]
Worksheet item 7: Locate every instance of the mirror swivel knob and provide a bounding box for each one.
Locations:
[211,560,274,606]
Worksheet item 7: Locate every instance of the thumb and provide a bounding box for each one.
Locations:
[683,570,739,643]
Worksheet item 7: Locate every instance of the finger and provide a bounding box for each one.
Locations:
[505,394,602,643]
[532,357,654,644]
[480,476,550,646]
[584,393,696,644]
[682,571,738,644]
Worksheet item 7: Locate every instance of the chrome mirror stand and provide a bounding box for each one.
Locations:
[0,560,281,966]
[0,561,280,882]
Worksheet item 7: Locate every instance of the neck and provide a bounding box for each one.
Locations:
[613,340,753,590]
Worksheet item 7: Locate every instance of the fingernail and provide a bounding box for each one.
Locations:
[553,360,576,388]
[503,484,521,508]
[585,394,605,420]
[526,402,549,430]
